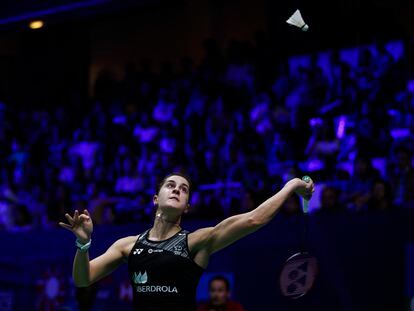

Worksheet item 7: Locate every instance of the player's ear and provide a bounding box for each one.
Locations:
[153,195,158,206]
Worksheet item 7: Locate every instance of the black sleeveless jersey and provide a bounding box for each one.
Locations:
[127,229,205,311]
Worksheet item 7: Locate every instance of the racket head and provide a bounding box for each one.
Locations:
[279,251,318,299]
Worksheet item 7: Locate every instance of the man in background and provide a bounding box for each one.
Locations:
[196,275,245,311]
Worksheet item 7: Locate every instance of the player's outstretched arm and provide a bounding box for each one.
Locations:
[191,178,314,256]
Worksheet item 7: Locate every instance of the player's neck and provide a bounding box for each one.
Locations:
[150,212,182,240]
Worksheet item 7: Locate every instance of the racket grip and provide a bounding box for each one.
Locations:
[301,175,311,214]
[302,198,309,214]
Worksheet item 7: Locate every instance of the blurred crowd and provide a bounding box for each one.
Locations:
[1,35,414,230]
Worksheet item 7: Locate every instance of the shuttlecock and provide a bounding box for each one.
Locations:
[286,9,309,31]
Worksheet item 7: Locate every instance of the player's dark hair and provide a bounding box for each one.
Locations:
[156,172,192,195]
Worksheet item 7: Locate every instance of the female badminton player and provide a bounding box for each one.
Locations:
[59,172,314,310]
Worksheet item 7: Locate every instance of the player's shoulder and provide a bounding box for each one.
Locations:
[112,235,140,249]
[111,235,141,259]
[188,227,214,239]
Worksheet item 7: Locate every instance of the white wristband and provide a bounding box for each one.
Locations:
[76,238,92,252]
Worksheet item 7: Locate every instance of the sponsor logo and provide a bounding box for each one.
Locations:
[133,248,144,255]
[133,271,179,294]
[173,245,182,255]
[133,271,148,285]
[280,255,318,299]
[148,248,163,254]
[136,286,178,293]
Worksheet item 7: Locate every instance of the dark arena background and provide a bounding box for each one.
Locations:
[0,0,413,310]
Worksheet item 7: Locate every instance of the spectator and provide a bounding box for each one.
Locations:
[317,186,346,213]
[0,37,413,229]
[390,146,414,208]
[367,179,394,211]
[196,275,245,311]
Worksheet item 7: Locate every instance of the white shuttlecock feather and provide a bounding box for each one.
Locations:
[286,9,309,32]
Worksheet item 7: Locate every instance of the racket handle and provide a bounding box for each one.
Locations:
[301,175,311,214]
[302,197,309,214]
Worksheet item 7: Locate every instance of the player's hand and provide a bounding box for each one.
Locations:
[291,177,315,201]
[59,209,93,243]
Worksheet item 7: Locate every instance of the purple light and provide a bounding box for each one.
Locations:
[407,80,414,93]
[391,128,411,139]
[387,109,399,117]
[112,115,127,125]
[336,116,346,139]
[309,117,323,127]
[307,159,325,172]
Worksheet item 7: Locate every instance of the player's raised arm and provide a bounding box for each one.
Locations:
[192,178,314,255]
[59,209,127,287]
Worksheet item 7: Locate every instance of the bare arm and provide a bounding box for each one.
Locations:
[72,238,128,287]
[190,178,314,257]
[59,209,130,287]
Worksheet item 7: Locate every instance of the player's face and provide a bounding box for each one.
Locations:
[154,175,190,213]
[209,280,229,306]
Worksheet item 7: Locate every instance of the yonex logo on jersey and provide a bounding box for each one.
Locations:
[133,271,148,284]
[133,248,144,255]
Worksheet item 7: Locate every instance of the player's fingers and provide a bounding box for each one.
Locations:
[83,209,90,216]
[79,214,90,222]
[74,210,79,222]
[309,182,315,192]
[59,222,73,230]
[65,213,75,225]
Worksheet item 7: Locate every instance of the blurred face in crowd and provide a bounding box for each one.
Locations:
[283,195,301,215]
[354,158,368,176]
[397,150,411,169]
[209,279,230,307]
[372,181,385,200]
[321,187,337,209]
